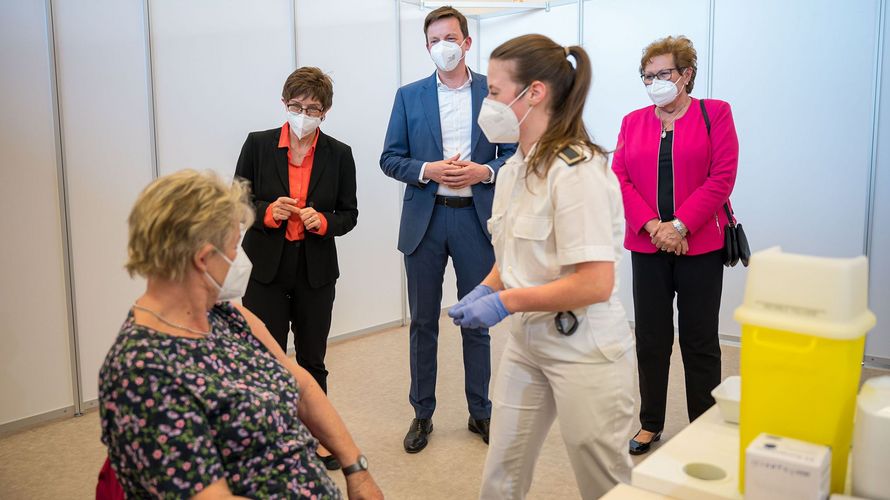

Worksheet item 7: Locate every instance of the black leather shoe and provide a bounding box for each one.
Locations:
[315,452,341,471]
[629,429,662,455]
[404,418,433,453]
[468,417,491,444]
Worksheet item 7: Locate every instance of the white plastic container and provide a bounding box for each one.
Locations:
[711,376,740,424]
[734,247,875,340]
[851,375,890,500]
[745,433,831,500]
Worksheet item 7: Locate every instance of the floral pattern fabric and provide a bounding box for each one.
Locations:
[99,302,341,499]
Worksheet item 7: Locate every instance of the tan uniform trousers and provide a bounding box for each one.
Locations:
[479,334,635,499]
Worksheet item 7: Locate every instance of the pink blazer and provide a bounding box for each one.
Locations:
[611,98,739,255]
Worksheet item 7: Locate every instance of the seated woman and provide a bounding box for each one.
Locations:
[98,170,382,499]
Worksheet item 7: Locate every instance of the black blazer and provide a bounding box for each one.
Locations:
[235,127,358,288]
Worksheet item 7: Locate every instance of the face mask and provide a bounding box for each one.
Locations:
[287,112,322,139]
[646,75,684,107]
[478,86,531,144]
[429,39,466,72]
[205,246,253,301]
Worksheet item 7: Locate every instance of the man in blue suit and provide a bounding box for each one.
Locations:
[380,6,515,454]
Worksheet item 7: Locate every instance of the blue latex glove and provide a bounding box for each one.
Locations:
[448,284,495,319]
[452,292,510,329]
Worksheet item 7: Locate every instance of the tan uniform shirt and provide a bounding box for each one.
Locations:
[488,146,634,362]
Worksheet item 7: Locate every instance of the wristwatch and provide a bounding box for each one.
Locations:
[671,218,688,237]
[342,454,369,476]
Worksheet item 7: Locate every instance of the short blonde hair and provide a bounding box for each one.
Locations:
[126,169,254,281]
[640,35,698,94]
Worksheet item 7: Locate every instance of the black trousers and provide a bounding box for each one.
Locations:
[631,250,724,432]
[243,241,336,393]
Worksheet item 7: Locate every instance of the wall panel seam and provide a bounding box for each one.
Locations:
[475,11,481,68]
[143,0,160,179]
[45,0,84,417]
[291,0,299,68]
[577,0,583,47]
[865,0,886,258]
[706,0,715,98]
[396,0,408,326]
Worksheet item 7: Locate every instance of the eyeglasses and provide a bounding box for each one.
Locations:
[640,67,682,84]
[286,102,324,117]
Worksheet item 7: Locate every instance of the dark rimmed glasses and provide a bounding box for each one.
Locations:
[640,67,683,84]
[286,102,324,117]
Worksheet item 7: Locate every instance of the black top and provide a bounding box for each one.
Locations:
[657,131,674,222]
[235,128,358,287]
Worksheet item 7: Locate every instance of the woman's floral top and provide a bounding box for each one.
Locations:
[99,302,340,499]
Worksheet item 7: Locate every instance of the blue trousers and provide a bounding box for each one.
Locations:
[405,203,494,420]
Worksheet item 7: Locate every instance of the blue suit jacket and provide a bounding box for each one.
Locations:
[380,71,517,255]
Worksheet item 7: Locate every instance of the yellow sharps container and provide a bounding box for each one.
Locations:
[735,247,876,494]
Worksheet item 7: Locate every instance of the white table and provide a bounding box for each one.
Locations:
[631,406,743,500]
[601,483,677,499]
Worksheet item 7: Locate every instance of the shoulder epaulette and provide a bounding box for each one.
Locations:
[557,144,586,166]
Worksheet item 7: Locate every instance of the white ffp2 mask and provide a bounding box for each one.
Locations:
[205,246,253,301]
[429,39,466,72]
[287,112,321,139]
[477,86,531,144]
[646,77,683,107]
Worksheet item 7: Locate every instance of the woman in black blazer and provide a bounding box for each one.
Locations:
[235,67,358,467]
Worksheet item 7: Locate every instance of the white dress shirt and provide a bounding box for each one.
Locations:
[419,69,494,197]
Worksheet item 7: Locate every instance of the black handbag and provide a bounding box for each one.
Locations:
[700,99,750,267]
[722,202,750,267]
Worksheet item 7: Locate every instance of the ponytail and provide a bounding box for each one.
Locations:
[490,35,605,179]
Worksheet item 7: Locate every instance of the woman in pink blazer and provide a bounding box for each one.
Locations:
[611,36,739,455]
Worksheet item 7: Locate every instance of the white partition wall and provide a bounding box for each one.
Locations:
[478,2,580,72]
[712,0,878,257]
[4,0,890,433]
[866,1,890,362]
[582,0,711,323]
[400,3,440,85]
[0,0,74,425]
[296,0,404,336]
[52,0,155,404]
[150,0,293,179]
[712,0,880,337]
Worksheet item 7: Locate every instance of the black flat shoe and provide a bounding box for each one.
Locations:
[468,417,491,444]
[316,452,341,471]
[404,418,433,453]
[629,429,662,455]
